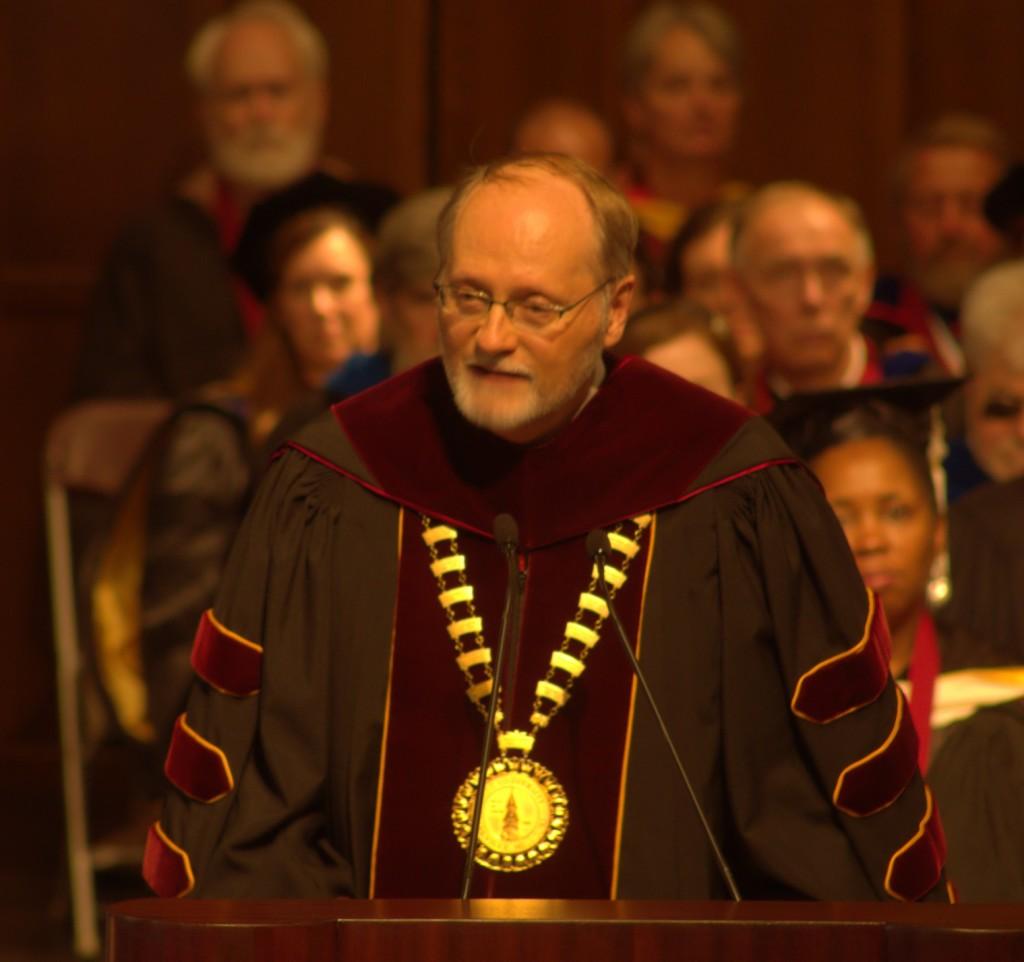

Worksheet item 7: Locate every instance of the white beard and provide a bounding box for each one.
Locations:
[209,122,320,191]
[442,335,604,439]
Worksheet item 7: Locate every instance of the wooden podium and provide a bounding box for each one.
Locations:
[106,899,1024,961]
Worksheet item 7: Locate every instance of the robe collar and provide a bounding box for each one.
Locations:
[324,355,756,550]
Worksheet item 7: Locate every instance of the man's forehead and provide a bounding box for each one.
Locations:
[460,170,590,219]
[907,146,1003,190]
[451,171,598,260]
[211,19,303,85]
[747,194,858,254]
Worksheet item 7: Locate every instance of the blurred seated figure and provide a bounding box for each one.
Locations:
[614,300,741,400]
[663,201,762,392]
[511,99,614,176]
[947,476,1024,664]
[938,475,1024,899]
[942,263,1024,663]
[732,182,883,412]
[926,689,1024,901]
[327,186,453,398]
[773,380,1024,900]
[75,0,394,401]
[945,260,1024,500]
[867,114,1008,375]
[138,173,378,750]
[619,1,746,295]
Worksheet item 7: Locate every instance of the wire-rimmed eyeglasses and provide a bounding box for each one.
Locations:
[434,278,612,332]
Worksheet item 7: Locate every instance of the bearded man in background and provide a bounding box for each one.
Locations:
[75,1,391,399]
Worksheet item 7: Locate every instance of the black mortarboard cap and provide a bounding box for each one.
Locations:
[770,377,963,608]
[768,377,962,465]
[233,171,399,301]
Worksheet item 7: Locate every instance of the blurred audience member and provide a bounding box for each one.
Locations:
[327,186,453,397]
[139,173,378,750]
[614,300,741,400]
[511,100,614,176]
[932,264,1024,898]
[664,201,763,391]
[731,182,878,412]
[927,670,1024,901]
[867,114,1008,375]
[619,1,745,294]
[76,1,393,400]
[946,476,1024,664]
[945,260,1024,499]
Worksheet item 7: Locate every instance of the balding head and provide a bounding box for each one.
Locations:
[437,153,638,284]
[731,181,875,392]
[512,99,614,176]
[732,181,873,271]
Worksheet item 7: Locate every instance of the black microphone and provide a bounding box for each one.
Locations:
[460,513,521,899]
[586,529,742,902]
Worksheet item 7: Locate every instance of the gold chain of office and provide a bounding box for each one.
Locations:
[420,513,651,873]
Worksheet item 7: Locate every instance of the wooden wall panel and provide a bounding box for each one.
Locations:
[431,0,1023,269]
[3,3,210,267]
[312,0,429,193]
[721,0,910,269]
[907,0,1024,140]
[433,0,645,179]
[2,0,426,273]
[1,0,1023,749]
[0,294,84,739]
[431,1,914,264]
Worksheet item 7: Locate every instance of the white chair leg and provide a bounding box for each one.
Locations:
[46,482,100,958]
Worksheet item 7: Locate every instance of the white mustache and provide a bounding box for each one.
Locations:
[469,361,531,378]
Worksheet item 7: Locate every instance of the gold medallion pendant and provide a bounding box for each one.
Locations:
[452,756,569,872]
[422,513,651,874]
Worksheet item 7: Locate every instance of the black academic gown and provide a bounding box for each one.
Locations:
[919,615,1024,902]
[74,198,246,400]
[928,698,1024,901]
[144,357,949,903]
[947,477,1024,663]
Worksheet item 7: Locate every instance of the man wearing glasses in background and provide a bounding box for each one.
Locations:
[144,154,949,904]
[947,259,1024,501]
[730,181,885,414]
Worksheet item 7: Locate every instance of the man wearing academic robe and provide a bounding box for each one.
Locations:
[144,154,950,903]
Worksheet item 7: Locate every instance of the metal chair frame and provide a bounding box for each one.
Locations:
[43,399,171,957]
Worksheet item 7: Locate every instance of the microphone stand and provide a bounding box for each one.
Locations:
[460,513,520,899]
[587,530,742,902]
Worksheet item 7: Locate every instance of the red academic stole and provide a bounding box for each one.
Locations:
[907,612,941,772]
[214,179,265,339]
